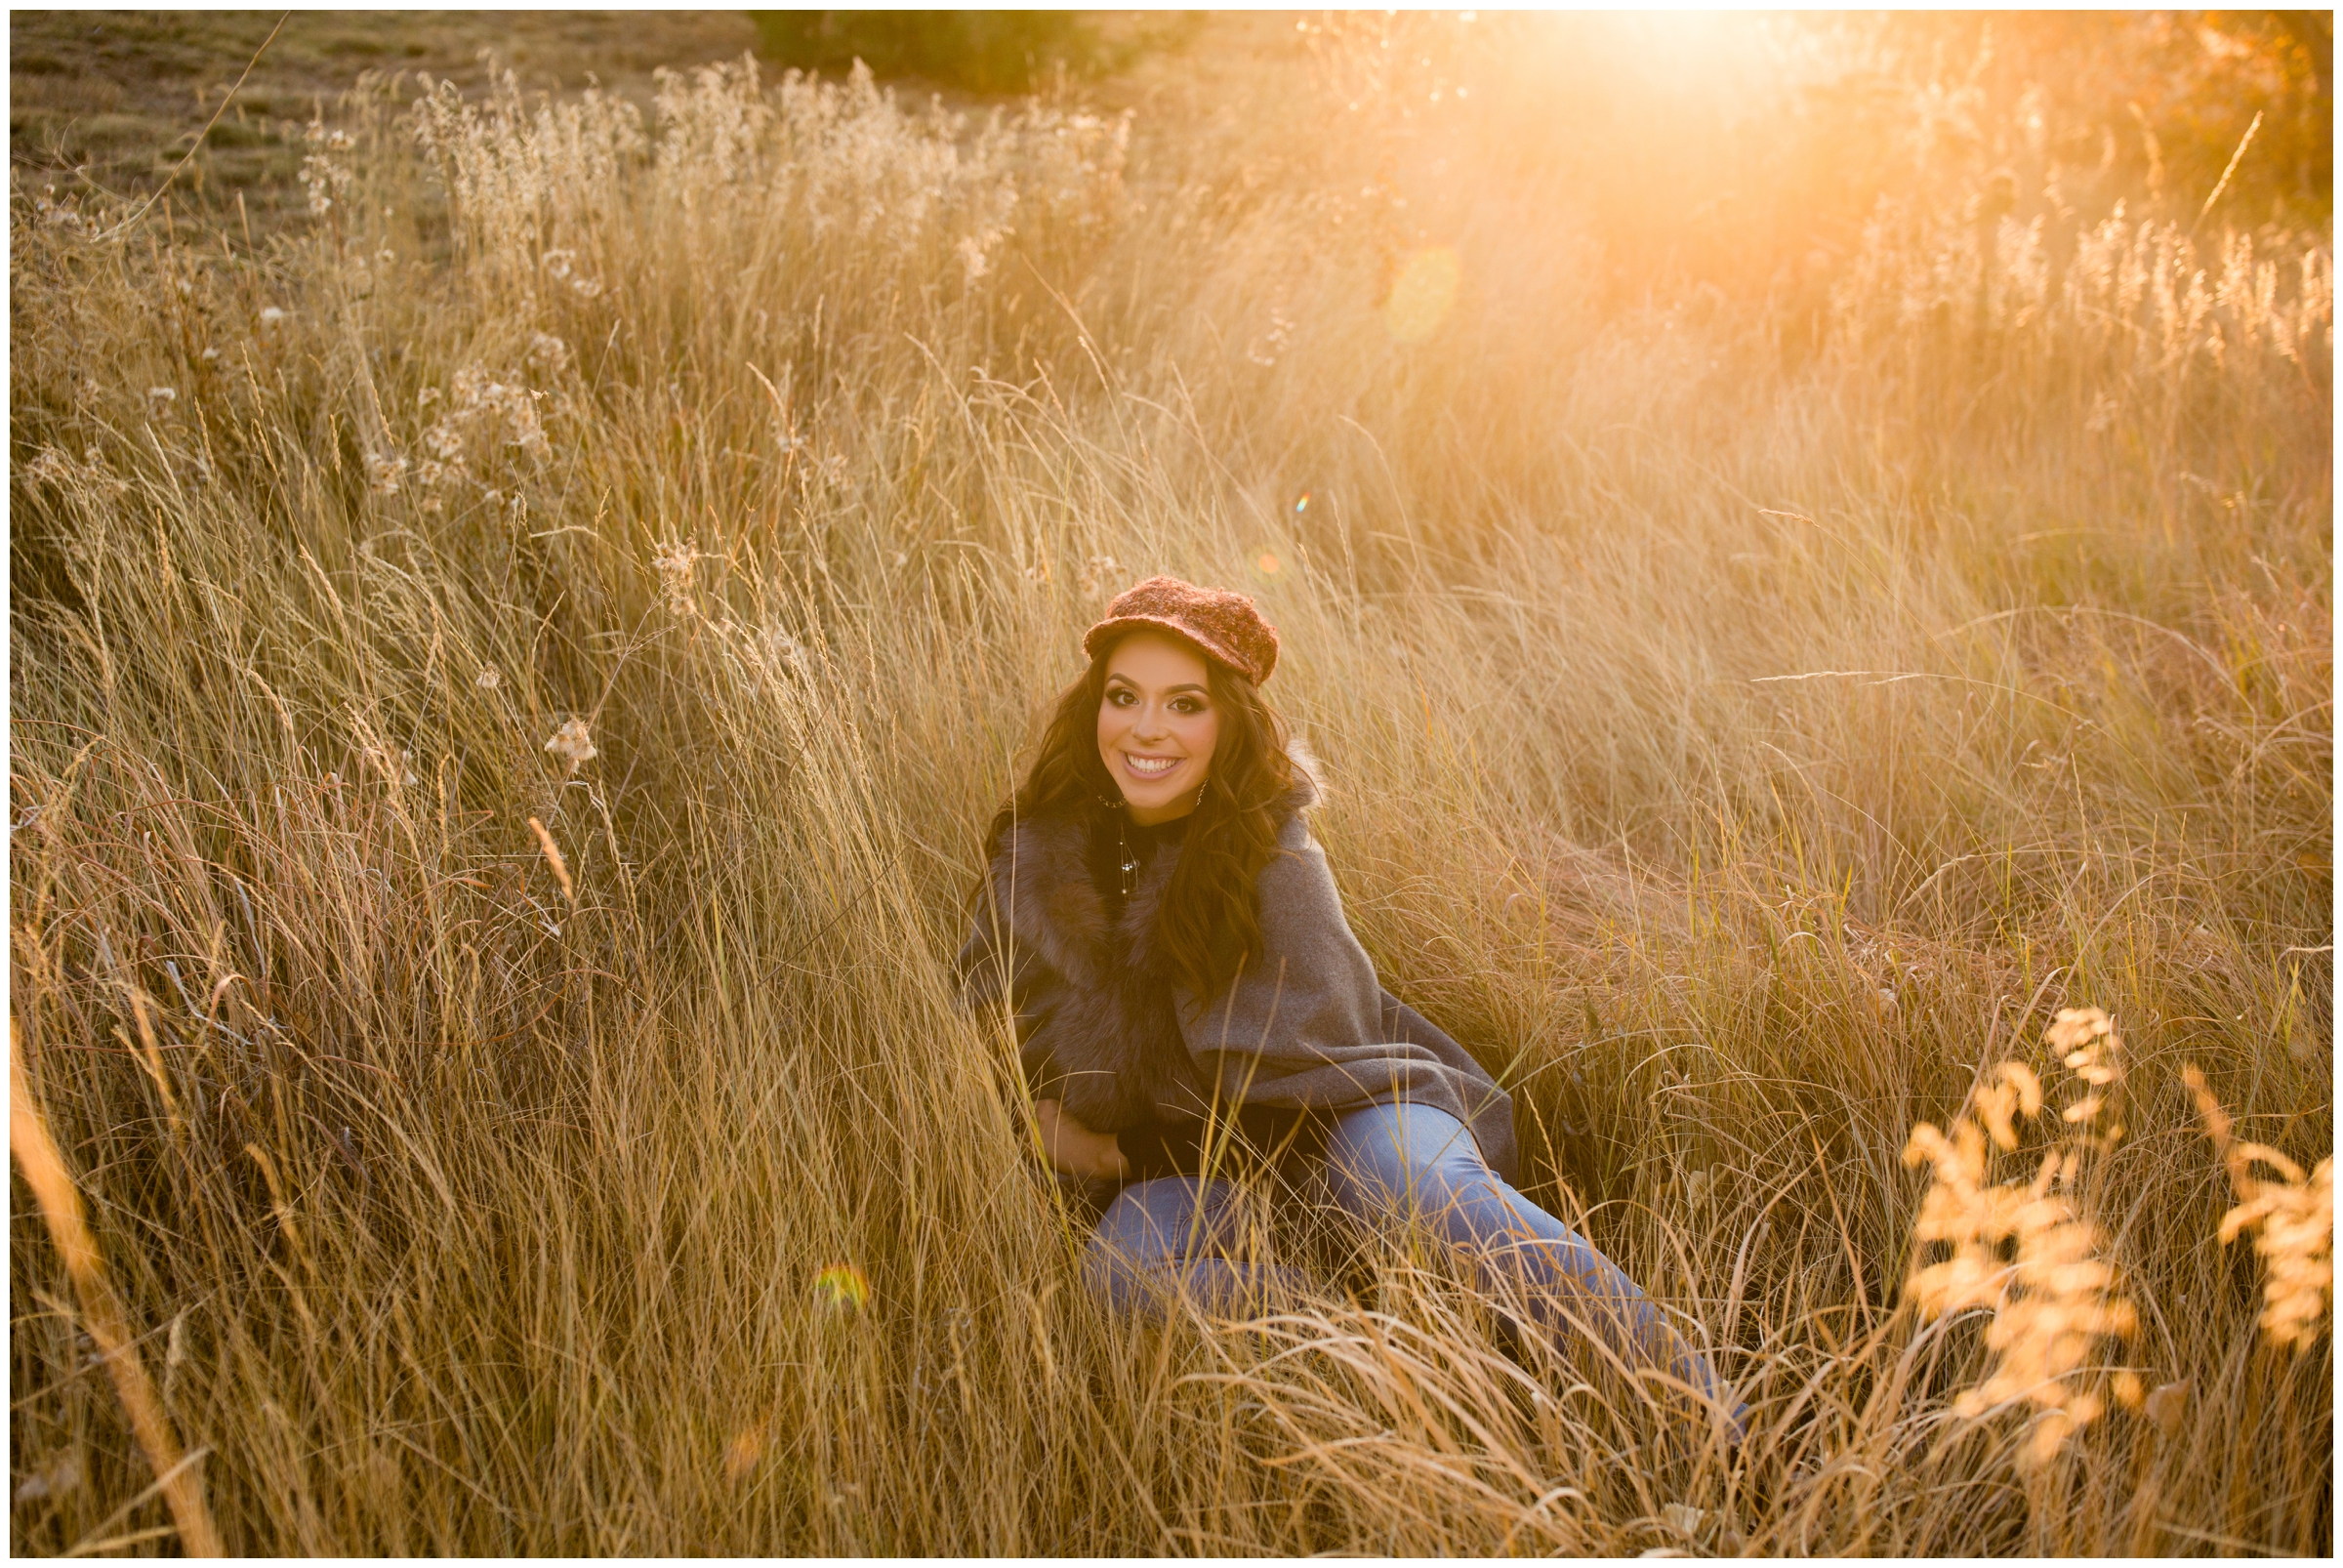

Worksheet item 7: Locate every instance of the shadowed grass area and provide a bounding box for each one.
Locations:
[9,13,2330,1555]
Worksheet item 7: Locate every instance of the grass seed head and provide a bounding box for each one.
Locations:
[2184,1067,2333,1353]
[653,538,699,616]
[1902,1012,2140,1463]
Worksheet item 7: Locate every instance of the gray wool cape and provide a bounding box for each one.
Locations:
[957,763,1520,1185]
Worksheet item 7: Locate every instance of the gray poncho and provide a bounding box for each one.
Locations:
[958,764,1518,1184]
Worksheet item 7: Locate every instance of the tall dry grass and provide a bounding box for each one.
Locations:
[10,18,2331,1554]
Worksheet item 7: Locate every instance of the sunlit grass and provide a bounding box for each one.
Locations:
[9,20,2330,1554]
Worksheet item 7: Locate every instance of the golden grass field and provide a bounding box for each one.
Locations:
[8,11,2332,1555]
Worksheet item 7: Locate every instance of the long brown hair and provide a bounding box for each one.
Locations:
[979,634,1296,1002]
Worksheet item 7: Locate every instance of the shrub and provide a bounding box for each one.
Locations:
[749,10,1109,93]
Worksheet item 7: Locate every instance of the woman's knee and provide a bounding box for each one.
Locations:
[1080,1231,1178,1316]
[1081,1176,1258,1313]
[1081,1217,1306,1322]
[1325,1101,1468,1188]
[1324,1102,1507,1230]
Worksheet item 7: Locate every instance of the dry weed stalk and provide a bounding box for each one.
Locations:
[2182,1066,2333,1354]
[527,815,578,906]
[1902,1008,2140,1463]
[9,1025,224,1556]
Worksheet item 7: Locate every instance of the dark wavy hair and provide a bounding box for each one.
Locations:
[979,633,1296,1003]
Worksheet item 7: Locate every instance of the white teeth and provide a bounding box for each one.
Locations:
[1124,755,1178,775]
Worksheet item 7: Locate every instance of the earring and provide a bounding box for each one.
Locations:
[1196,780,1207,807]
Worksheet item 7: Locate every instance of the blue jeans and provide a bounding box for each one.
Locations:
[1081,1100,1743,1426]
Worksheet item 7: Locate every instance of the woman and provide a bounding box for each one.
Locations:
[959,576,1741,1430]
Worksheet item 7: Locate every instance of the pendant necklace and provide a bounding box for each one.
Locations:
[1115,781,1203,898]
[1116,811,1140,897]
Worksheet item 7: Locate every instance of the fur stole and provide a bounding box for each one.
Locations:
[959,767,1320,1134]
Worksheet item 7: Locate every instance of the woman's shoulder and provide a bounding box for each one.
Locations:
[1245,738,1375,970]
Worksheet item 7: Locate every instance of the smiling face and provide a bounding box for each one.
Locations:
[1096,630,1220,825]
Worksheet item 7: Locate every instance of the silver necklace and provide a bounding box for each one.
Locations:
[1115,782,1204,896]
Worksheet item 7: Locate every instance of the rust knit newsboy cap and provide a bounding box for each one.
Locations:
[1082,575,1281,685]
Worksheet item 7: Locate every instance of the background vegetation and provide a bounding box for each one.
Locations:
[747,10,1189,94]
[10,10,2330,1554]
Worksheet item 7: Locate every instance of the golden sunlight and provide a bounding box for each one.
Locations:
[6,8,2327,1556]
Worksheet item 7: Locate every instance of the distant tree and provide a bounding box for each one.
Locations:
[2266,10,2330,101]
[748,11,1108,93]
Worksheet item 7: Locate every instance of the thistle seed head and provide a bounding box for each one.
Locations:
[544,718,596,774]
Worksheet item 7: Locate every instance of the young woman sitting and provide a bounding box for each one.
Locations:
[959,575,1742,1434]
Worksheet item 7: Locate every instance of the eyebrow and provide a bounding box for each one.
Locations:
[1105,675,1209,695]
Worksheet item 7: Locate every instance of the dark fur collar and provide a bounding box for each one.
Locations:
[975,754,1320,1130]
[985,757,1321,988]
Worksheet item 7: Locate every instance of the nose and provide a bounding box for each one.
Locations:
[1130,703,1169,743]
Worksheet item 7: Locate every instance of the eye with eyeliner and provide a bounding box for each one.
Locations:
[1105,682,1207,714]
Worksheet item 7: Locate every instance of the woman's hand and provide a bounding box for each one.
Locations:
[1032,1097,1130,1183]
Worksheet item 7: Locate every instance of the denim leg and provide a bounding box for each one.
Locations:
[1082,1176,1314,1322]
[1322,1100,1744,1427]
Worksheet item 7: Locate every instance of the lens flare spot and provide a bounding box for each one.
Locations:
[814,1262,869,1314]
[1257,553,1281,574]
[1294,491,1311,515]
[1383,247,1462,345]
[723,1421,767,1484]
